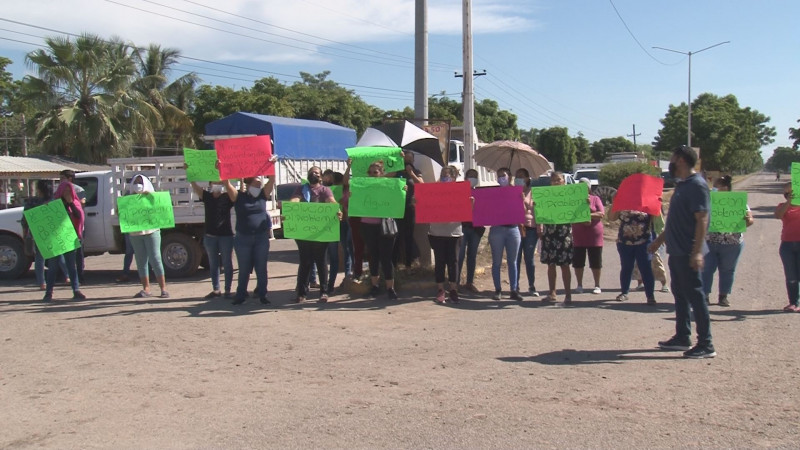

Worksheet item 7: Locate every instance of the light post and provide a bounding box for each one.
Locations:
[653,41,730,147]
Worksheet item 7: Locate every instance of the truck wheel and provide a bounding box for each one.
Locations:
[161,233,201,278]
[0,235,32,280]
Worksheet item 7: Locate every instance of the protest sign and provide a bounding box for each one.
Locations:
[118,192,176,233]
[792,162,800,206]
[330,185,344,202]
[531,183,591,225]
[348,177,406,218]
[215,135,275,179]
[281,202,340,242]
[709,191,748,233]
[471,186,524,227]
[611,173,664,215]
[183,148,220,182]
[23,201,81,260]
[346,147,404,177]
[415,181,472,223]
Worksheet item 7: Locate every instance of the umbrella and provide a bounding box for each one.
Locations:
[367,120,444,166]
[473,140,551,178]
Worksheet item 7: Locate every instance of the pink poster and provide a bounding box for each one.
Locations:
[215,135,275,179]
[471,186,525,226]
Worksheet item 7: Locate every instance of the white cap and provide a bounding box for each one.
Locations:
[579,177,591,185]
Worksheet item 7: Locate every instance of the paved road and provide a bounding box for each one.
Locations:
[0,172,797,448]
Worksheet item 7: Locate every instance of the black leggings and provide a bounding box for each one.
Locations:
[360,222,396,281]
[296,240,328,296]
[429,235,460,284]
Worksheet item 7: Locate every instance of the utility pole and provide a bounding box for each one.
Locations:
[414,0,427,125]
[461,0,474,171]
[627,124,641,147]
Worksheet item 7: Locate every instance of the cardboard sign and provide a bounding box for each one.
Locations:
[611,173,664,215]
[792,162,800,206]
[281,202,340,242]
[471,186,525,227]
[415,181,472,223]
[184,148,220,182]
[22,201,81,259]
[346,147,404,177]
[709,191,748,233]
[118,192,176,233]
[215,135,275,179]
[348,177,406,218]
[330,185,344,203]
[531,183,591,225]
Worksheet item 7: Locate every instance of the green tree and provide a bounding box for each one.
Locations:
[789,120,800,150]
[537,126,575,172]
[287,71,376,135]
[590,136,634,162]
[598,161,660,189]
[190,85,249,140]
[474,99,519,141]
[519,127,541,148]
[764,146,800,172]
[574,132,591,163]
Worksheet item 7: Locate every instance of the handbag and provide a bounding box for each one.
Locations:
[380,218,398,237]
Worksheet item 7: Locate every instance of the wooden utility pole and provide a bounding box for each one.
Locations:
[627,124,641,147]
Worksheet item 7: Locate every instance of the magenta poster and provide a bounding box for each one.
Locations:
[471,185,525,226]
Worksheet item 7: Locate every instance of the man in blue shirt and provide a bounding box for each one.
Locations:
[648,145,714,359]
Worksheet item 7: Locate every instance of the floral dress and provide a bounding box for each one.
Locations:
[540,224,573,265]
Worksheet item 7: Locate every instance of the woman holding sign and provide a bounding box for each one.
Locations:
[537,172,573,304]
[190,181,235,299]
[40,180,85,301]
[489,168,523,301]
[607,209,656,305]
[776,182,800,312]
[429,166,464,304]
[702,175,754,307]
[126,174,169,299]
[21,180,69,290]
[225,176,275,306]
[514,168,540,297]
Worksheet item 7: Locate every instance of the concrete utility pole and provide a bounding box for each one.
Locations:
[627,124,641,147]
[414,0,428,124]
[461,0,475,171]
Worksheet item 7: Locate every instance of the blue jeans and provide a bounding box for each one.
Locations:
[129,231,165,279]
[668,254,712,346]
[458,226,485,285]
[779,241,800,306]
[702,241,744,296]
[204,234,234,293]
[516,227,539,291]
[617,242,655,298]
[488,225,521,292]
[45,250,79,294]
[34,245,67,286]
[234,232,270,301]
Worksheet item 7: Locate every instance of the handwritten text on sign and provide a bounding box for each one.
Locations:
[792,162,800,206]
[709,191,748,233]
[531,183,591,224]
[348,177,406,218]
[118,192,176,233]
[184,148,220,182]
[282,202,340,242]
[23,201,81,259]
[215,135,275,179]
[415,181,472,223]
[346,147,404,177]
[471,186,525,226]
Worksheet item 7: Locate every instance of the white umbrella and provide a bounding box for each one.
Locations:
[473,140,551,177]
[356,128,400,147]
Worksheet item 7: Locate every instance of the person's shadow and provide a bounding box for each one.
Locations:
[498,348,684,365]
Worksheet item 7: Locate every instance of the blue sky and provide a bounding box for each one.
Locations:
[1,0,797,159]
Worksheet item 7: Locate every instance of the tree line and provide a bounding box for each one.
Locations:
[0,32,793,173]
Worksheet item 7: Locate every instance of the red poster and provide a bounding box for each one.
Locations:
[215,135,275,179]
[415,181,472,223]
[611,173,664,215]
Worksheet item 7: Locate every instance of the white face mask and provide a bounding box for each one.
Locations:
[248,186,262,197]
[467,177,479,188]
[211,185,226,194]
[133,184,144,194]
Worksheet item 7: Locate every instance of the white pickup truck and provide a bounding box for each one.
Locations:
[0,156,281,280]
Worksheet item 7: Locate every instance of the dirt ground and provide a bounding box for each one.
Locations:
[1,172,798,449]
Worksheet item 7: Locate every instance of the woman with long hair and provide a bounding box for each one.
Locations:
[776,181,800,312]
[429,165,463,304]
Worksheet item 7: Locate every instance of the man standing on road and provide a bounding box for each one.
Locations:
[648,145,715,359]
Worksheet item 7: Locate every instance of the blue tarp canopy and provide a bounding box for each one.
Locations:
[204,112,357,160]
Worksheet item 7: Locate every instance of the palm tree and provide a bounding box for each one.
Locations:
[22,33,161,163]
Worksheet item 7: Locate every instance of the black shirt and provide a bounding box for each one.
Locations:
[202,190,234,236]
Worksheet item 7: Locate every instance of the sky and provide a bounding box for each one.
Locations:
[1,0,798,160]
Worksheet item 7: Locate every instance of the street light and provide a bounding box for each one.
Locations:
[653,41,730,147]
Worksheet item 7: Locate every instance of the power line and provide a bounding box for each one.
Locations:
[607,0,680,66]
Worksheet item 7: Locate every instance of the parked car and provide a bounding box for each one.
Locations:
[530,171,576,187]
[573,168,600,188]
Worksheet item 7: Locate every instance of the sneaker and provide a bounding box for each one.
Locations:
[529,288,540,297]
[449,289,459,304]
[660,285,670,293]
[72,290,86,300]
[718,295,730,307]
[204,291,221,299]
[295,295,305,304]
[232,297,246,305]
[592,286,602,294]
[647,297,657,305]
[615,293,628,302]
[658,336,692,351]
[42,292,53,302]
[317,293,328,304]
[509,291,523,301]
[387,288,398,301]
[260,296,271,305]
[223,291,233,299]
[636,284,645,291]
[492,290,501,301]
[369,285,380,298]
[683,345,717,359]
[575,285,584,294]
[435,289,446,304]
[160,291,170,299]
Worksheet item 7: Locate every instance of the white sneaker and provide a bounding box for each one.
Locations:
[575,285,583,294]
[592,286,602,294]
[529,289,540,298]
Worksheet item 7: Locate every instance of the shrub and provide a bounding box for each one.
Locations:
[598,162,661,189]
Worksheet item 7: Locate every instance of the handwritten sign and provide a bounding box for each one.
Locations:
[348,177,406,218]
[282,202,340,242]
[22,201,81,259]
[709,191,748,233]
[118,192,176,233]
[471,186,524,226]
[184,148,220,182]
[611,173,664,215]
[346,147,404,177]
[215,135,275,179]
[415,181,472,223]
[792,162,800,206]
[531,183,591,225]
[330,185,344,202]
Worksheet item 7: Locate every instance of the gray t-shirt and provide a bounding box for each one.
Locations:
[665,173,709,256]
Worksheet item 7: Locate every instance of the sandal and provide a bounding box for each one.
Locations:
[542,294,557,304]
[134,290,151,298]
[783,304,798,312]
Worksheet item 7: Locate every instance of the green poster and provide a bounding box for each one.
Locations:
[346,147,404,177]
[118,192,176,233]
[330,185,344,202]
[22,201,81,260]
[792,162,800,206]
[709,191,748,233]
[184,148,220,182]
[530,183,591,224]
[282,202,340,242]
[348,177,407,218]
